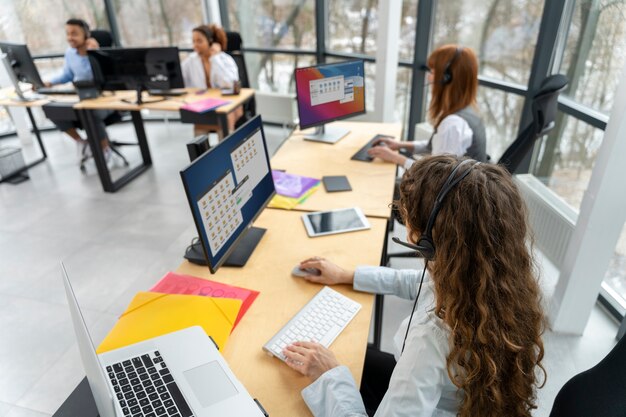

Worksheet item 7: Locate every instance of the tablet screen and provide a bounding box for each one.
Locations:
[304,208,367,234]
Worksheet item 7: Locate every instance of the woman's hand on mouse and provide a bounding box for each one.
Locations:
[299,257,354,285]
[283,341,340,382]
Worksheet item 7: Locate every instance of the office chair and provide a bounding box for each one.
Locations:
[498,74,568,173]
[90,29,116,48]
[549,334,626,417]
[225,31,256,128]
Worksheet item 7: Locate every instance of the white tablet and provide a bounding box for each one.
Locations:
[301,207,370,237]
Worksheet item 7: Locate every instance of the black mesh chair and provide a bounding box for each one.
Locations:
[498,74,568,173]
[549,334,626,417]
[225,31,256,127]
[90,29,116,48]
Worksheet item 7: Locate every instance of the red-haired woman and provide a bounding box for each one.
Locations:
[369,45,487,166]
[285,155,545,417]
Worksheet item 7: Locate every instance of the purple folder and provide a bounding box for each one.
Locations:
[181,98,230,113]
[272,170,320,198]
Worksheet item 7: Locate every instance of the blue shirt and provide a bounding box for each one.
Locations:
[49,47,93,85]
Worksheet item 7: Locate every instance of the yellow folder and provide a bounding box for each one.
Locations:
[96,292,241,354]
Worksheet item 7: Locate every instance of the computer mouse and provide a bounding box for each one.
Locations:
[291,265,322,278]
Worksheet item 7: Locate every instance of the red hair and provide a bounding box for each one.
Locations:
[428,45,479,128]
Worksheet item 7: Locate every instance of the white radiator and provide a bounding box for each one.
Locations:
[514,174,578,269]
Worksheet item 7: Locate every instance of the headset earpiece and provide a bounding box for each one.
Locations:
[414,236,435,260]
[441,46,462,85]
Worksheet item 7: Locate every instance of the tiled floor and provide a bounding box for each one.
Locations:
[0,119,620,416]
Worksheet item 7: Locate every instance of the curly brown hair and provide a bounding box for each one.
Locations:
[398,155,546,417]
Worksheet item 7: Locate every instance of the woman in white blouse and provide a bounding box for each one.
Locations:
[369,45,487,168]
[284,155,546,417]
[182,24,243,136]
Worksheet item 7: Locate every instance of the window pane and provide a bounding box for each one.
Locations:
[559,0,626,115]
[227,1,316,50]
[246,52,315,93]
[476,88,525,160]
[399,1,419,62]
[114,0,203,47]
[0,1,108,55]
[328,0,378,56]
[534,114,603,210]
[433,0,543,85]
[397,66,413,126]
[604,222,626,313]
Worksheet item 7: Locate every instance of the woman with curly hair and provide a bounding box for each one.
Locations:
[284,155,546,417]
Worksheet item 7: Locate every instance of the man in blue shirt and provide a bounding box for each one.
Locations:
[44,18,112,162]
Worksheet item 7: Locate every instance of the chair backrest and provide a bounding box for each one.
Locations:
[549,334,626,417]
[228,52,250,89]
[498,74,568,173]
[225,31,243,52]
[91,29,115,48]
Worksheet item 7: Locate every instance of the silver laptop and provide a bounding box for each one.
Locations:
[61,262,267,417]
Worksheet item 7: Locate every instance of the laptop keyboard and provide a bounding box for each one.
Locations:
[106,350,193,417]
[263,286,361,361]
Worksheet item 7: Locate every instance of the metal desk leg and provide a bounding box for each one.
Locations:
[218,112,229,138]
[78,109,152,193]
[618,313,626,341]
[26,107,47,159]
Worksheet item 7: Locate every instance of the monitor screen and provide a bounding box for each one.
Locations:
[88,47,184,91]
[295,60,366,129]
[0,42,44,88]
[180,115,275,273]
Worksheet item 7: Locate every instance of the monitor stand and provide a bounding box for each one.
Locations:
[184,226,267,267]
[303,125,350,144]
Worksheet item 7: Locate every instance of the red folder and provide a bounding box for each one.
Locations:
[149,272,259,330]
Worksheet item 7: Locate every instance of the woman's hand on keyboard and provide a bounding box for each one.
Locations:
[299,257,354,285]
[282,341,340,381]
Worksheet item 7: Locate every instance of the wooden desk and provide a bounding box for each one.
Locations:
[271,121,402,219]
[72,88,254,192]
[0,89,79,183]
[175,209,386,417]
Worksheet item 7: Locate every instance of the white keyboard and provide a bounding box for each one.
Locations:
[263,286,361,361]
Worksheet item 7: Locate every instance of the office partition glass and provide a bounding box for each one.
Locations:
[0,0,108,54]
[433,0,543,85]
[226,0,316,51]
[113,0,202,47]
[559,0,626,115]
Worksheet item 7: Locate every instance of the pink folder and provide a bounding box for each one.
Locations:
[149,272,259,330]
[181,98,231,113]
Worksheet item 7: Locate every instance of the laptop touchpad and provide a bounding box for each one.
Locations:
[183,361,238,408]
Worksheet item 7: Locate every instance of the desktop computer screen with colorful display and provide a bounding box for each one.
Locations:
[180,115,275,273]
[294,60,365,143]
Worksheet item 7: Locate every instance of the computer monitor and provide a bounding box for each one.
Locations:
[294,60,366,143]
[0,42,45,101]
[180,115,275,273]
[87,47,184,104]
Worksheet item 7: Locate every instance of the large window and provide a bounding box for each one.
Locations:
[226,0,316,51]
[328,0,378,55]
[559,0,626,115]
[249,52,315,93]
[113,0,203,47]
[0,1,108,55]
[433,0,543,85]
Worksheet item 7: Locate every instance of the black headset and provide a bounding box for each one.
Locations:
[393,158,479,260]
[441,46,463,85]
[395,158,480,354]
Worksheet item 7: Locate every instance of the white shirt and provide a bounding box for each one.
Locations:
[181,51,239,89]
[404,114,473,170]
[301,266,461,417]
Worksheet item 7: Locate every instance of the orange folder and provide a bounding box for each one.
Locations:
[96,292,241,354]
